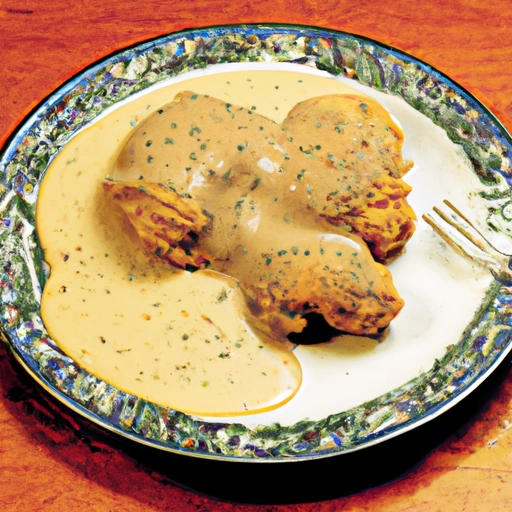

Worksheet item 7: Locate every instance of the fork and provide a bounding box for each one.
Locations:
[423,200,512,284]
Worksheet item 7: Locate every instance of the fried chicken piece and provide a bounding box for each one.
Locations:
[103,181,212,269]
[221,216,405,338]
[280,94,416,261]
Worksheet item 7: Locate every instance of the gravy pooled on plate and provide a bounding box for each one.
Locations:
[37,69,413,417]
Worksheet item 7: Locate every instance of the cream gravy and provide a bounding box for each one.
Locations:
[37,69,370,416]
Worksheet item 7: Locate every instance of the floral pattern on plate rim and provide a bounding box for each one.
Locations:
[1,24,512,461]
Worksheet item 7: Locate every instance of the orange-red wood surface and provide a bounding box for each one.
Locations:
[2,1,512,510]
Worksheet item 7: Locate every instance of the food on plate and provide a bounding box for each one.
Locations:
[108,91,414,338]
[36,69,417,416]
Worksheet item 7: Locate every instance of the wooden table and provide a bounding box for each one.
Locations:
[1,1,512,510]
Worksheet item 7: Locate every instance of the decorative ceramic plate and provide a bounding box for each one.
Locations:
[2,24,512,462]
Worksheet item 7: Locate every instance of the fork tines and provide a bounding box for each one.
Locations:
[423,200,512,283]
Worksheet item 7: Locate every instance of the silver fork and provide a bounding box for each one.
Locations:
[423,200,512,284]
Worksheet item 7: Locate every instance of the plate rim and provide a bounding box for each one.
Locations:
[1,22,512,462]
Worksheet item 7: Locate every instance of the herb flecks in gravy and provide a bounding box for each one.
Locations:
[108,91,413,338]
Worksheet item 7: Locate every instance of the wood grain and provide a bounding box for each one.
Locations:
[1,0,511,145]
[1,1,512,510]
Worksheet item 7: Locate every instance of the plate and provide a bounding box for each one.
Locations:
[1,24,512,462]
